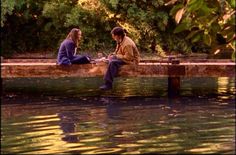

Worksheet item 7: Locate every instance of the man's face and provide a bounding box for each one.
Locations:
[112,34,119,42]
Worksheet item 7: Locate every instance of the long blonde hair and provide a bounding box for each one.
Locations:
[66,28,80,47]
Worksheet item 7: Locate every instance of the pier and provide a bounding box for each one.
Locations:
[1,58,235,97]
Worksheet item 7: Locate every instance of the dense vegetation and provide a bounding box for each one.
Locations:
[1,0,235,59]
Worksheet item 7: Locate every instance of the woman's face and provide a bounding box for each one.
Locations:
[78,31,82,41]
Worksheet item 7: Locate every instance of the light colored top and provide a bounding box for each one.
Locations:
[115,36,140,64]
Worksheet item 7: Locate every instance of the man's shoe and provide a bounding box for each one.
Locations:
[99,84,112,90]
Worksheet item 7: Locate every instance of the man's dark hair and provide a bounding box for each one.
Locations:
[111,27,126,38]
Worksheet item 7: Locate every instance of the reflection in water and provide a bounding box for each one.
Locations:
[58,112,79,143]
[1,77,235,154]
[2,77,235,98]
[1,97,235,154]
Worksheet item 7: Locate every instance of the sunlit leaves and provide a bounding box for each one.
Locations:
[165,0,178,6]
[203,33,212,46]
[186,30,201,40]
[175,8,185,23]
[110,0,119,9]
[187,0,204,12]
[228,0,235,8]
[173,22,189,33]
[170,4,184,16]
[191,34,201,43]
[171,0,235,58]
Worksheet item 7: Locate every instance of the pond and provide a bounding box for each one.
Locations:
[1,77,235,154]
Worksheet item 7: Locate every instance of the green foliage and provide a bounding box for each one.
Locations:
[1,0,58,55]
[1,0,235,58]
[1,0,16,27]
[170,0,235,58]
[42,1,72,28]
[100,0,186,53]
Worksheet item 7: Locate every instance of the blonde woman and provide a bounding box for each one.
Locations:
[57,28,91,65]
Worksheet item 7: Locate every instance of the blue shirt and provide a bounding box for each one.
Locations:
[57,39,76,65]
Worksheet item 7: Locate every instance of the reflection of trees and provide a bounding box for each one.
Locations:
[2,96,235,154]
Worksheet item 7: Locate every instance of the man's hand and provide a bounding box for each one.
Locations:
[108,54,116,61]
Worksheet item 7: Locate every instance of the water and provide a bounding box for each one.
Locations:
[1,77,235,154]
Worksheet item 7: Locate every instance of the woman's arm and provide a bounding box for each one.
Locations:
[66,41,76,60]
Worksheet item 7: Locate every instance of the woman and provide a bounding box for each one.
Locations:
[100,26,140,90]
[57,28,91,65]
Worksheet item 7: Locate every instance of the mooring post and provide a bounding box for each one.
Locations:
[168,59,180,98]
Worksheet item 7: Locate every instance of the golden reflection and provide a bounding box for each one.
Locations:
[6,127,66,154]
[121,131,139,136]
[117,143,143,148]
[32,125,60,131]
[82,148,123,154]
[23,128,62,136]
[115,131,139,138]
[66,130,104,136]
[198,126,233,132]
[122,151,141,154]
[137,133,179,144]
[4,113,88,154]
[11,117,60,126]
[2,93,235,154]
[28,114,58,119]
[217,77,229,93]
[115,78,143,97]
[138,145,183,153]
[140,129,160,133]
[80,137,103,142]
[69,146,99,151]
[188,142,235,154]
[64,142,85,148]
[188,145,218,153]
[218,102,229,105]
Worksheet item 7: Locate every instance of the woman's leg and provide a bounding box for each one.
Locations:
[71,55,90,64]
[58,57,72,65]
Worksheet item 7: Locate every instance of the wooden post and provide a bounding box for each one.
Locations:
[168,59,180,98]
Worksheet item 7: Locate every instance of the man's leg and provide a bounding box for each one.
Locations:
[100,59,125,90]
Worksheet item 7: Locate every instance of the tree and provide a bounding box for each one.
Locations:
[168,0,235,59]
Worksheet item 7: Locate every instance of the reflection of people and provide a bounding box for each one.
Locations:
[58,112,79,143]
[106,103,121,120]
[57,28,91,65]
[100,27,140,90]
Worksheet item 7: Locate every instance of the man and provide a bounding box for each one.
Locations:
[100,27,140,90]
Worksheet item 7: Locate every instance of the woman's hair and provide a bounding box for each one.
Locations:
[66,28,81,46]
[111,27,127,38]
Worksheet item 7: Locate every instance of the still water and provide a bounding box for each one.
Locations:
[1,77,236,154]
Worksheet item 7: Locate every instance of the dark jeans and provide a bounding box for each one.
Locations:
[104,58,126,84]
[71,55,90,64]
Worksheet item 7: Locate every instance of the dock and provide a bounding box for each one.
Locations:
[1,59,235,78]
[1,58,235,97]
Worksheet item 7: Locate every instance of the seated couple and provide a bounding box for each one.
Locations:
[57,27,140,90]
